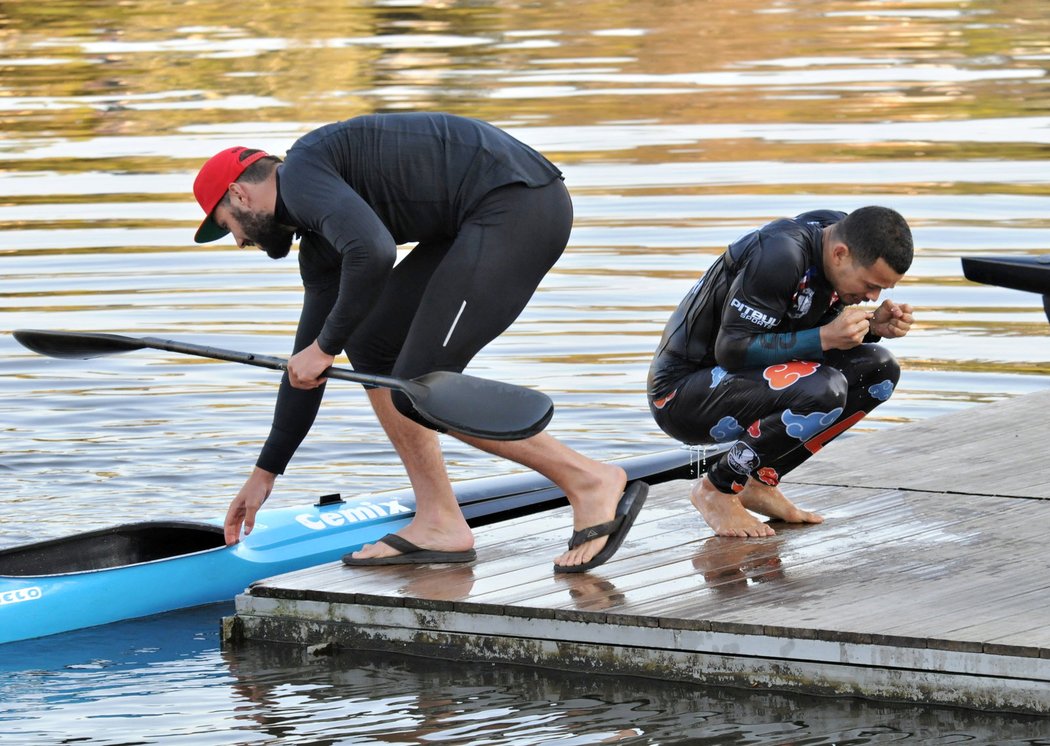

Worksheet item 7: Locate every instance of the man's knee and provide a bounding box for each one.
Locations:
[345,337,396,379]
[866,344,901,383]
[790,366,849,412]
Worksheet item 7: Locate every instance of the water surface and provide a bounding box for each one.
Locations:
[1,0,1048,741]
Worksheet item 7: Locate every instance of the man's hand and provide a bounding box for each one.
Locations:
[820,307,874,351]
[870,299,913,339]
[287,340,335,390]
[225,467,277,545]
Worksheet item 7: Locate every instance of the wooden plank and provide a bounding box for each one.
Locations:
[579,490,1026,618]
[364,486,897,611]
[648,499,1045,645]
[475,489,918,612]
[791,388,1050,498]
[968,610,1050,650]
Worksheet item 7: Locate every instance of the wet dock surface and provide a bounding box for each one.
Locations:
[228,389,1050,714]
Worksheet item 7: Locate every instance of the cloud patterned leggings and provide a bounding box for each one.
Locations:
[649,344,900,494]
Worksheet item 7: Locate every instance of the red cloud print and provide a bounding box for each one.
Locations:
[763,361,820,391]
[652,389,677,409]
[757,467,780,486]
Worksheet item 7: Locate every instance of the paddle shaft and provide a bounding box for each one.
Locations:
[135,336,406,390]
[14,329,555,439]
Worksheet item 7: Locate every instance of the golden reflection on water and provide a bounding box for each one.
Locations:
[1,1,1046,142]
[0,5,1049,737]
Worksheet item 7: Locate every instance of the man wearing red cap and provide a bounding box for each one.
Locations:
[193,112,647,572]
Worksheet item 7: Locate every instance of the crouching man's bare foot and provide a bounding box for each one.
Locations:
[738,477,823,527]
[690,476,775,538]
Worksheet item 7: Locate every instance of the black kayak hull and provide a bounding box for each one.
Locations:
[961,255,1050,323]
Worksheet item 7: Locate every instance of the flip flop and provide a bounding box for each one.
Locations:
[342,533,477,566]
[554,480,649,574]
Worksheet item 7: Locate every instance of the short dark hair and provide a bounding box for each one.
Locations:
[834,206,913,274]
[236,152,281,183]
[215,153,281,211]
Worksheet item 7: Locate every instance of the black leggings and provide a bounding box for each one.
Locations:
[346,179,572,424]
[649,345,900,493]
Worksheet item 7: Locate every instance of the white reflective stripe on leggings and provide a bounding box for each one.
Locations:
[442,300,467,347]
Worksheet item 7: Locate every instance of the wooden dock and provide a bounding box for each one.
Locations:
[225,389,1050,715]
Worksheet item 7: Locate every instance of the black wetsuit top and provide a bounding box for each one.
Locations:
[258,113,562,474]
[648,210,848,400]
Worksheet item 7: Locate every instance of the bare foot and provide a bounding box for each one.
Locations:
[553,463,628,568]
[737,478,823,525]
[689,476,776,538]
[349,517,474,561]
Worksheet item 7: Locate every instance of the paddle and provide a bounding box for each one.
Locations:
[12,329,554,440]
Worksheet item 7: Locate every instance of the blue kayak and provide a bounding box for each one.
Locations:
[0,447,718,644]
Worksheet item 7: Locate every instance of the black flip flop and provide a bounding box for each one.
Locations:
[554,480,649,574]
[342,533,477,566]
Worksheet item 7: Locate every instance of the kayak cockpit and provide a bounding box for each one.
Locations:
[0,522,225,576]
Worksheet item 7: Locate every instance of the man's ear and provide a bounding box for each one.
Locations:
[831,241,851,265]
[227,181,250,208]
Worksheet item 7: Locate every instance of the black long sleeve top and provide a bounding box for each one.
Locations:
[256,113,561,475]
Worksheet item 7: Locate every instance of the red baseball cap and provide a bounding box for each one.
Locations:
[193,146,271,243]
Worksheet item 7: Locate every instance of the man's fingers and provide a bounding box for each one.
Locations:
[224,515,242,545]
[288,368,325,390]
[243,505,258,536]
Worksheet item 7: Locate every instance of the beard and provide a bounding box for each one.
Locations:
[230,205,295,259]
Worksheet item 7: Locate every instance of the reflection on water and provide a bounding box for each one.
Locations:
[691,534,787,595]
[2,604,1047,744]
[1,0,1049,740]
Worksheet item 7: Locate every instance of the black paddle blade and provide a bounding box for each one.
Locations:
[13,330,148,359]
[405,371,554,441]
